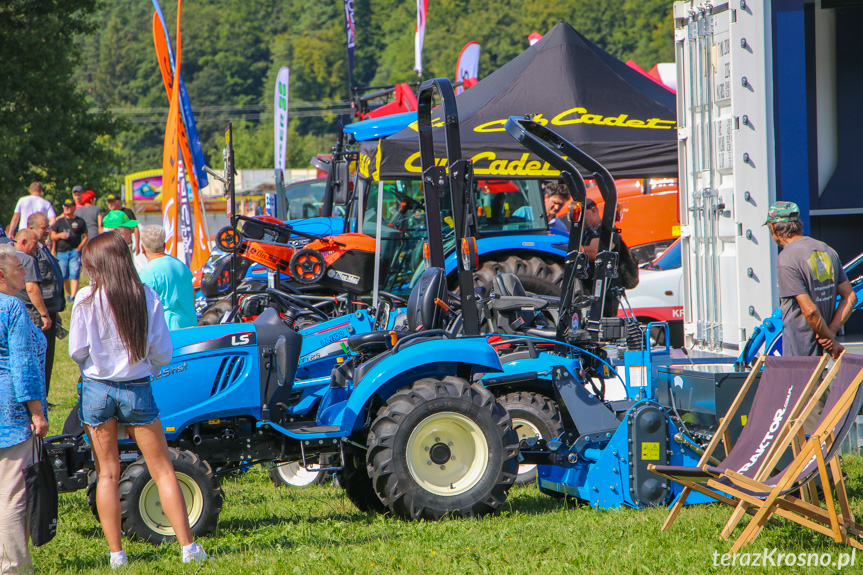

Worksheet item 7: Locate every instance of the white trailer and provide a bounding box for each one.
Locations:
[673,0,860,351]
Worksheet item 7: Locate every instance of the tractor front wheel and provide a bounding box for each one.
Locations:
[497,392,564,484]
[367,376,518,520]
[339,451,387,513]
[268,460,325,488]
[118,448,222,544]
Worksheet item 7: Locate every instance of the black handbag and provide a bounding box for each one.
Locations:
[23,436,58,546]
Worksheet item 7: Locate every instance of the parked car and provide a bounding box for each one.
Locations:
[619,238,683,347]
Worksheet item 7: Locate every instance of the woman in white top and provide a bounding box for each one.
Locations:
[69,231,207,567]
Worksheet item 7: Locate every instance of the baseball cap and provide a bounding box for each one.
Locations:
[106,193,120,202]
[102,210,139,229]
[81,190,96,203]
[63,199,75,208]
[71,186,84,194]
[585,198,597,210]
[763,201,800,225]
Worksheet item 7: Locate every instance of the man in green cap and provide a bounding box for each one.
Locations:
[102,210,146,270]
[765,201,857,358]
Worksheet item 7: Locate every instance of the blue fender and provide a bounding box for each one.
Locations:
[442,233,567,276]
[318,338,503,433]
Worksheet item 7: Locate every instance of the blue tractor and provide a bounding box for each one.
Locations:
[47,91,521,543]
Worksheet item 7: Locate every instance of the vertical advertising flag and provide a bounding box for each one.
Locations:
[152,0,208,189]
[161,0,183,257]
[274,67,290,171]
[343,0,356,88]
[414,0,428,76]
[153,7,210,269]
[178,159,194,265]
[455,41,480,95]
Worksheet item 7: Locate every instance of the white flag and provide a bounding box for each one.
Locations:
[414,0,428,75]
[455,41,480,95]
[274,67,290,170]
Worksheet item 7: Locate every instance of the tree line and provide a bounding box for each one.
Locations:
[0,0,673,222]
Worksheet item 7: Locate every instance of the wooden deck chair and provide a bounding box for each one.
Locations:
[650,354,830,532]
[726,353,863,552]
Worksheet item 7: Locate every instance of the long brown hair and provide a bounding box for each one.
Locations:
[81,231,148,363]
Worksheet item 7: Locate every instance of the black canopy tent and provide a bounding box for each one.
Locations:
[358,22,678,181]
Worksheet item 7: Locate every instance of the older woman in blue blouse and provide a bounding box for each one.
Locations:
[0,243,48,573]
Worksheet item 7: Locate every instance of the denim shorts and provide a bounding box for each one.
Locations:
[57,250,81,280]
[79,375,160,428]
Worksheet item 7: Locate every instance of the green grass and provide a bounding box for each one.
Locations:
[41,305,863,574]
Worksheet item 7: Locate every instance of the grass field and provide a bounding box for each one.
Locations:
[37,303,863,574]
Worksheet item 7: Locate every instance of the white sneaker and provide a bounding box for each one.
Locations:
[110,554,128,569]
[182,542,209,563]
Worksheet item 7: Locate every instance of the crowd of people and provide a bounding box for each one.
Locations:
[0,183,203,571]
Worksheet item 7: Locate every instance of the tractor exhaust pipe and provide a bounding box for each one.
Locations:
[192,423,202,445]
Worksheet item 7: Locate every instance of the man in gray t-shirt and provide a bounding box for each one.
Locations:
[767,201,857,358]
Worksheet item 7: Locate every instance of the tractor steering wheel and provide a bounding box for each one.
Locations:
[266,288,330,322]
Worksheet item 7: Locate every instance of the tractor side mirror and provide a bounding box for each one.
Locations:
[332,159,351,205]
[274,336,290,386]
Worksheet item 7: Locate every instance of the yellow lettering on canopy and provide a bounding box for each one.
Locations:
[602,114,629,126]
[489,159,508,173]
[551,107,588,126]
[624,119,646,128]
[525,161,542,172]
[404,151,422,173]
[474,119,507,133]
[507,153,529,175]
[579,114,603,124]
[644,118,676,129]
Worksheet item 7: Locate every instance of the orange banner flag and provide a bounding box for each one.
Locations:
[154,6,210,268]
[161,0,183,257]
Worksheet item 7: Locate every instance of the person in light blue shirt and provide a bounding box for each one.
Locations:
[0,244,48,573]
[138,225,197,329]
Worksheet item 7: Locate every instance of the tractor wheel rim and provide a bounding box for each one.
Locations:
[139,472,204,536]
[275,461,322,487]
[511,417,542,476]
[406,411,488,496]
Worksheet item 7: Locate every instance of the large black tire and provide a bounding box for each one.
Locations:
[198,301,232,326]
[473,256,564,296]
[496,392,564,484]
[366,376,519,520]
[118,448,222,544]
[268,460,325,488]
[86,470,99,521]
[340,451,387,513]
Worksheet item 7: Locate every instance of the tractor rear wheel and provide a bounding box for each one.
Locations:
[497,392,564,484]
[473,256,564,297]
[118,448,222,544]
[339,451,387,513]
[367,376,518,520]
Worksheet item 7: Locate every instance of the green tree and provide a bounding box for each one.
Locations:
[0,0,122,225]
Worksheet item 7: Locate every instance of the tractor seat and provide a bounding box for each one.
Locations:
[407,267,449,331]
[346,267,448,357]
[347,330,406,352]
[491,273,551,334]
